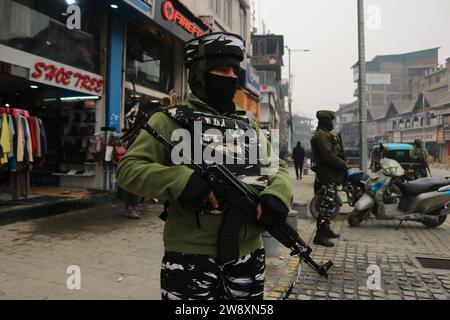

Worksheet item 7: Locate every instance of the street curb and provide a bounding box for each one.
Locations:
[0,193,115,226]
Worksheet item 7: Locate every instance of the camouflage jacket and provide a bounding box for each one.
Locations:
[310,127,347,185]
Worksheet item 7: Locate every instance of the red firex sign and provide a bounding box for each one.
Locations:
[162,1,204,37]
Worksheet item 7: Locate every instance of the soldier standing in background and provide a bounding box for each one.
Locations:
[310,111,347,247]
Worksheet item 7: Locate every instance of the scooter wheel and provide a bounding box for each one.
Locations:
[421,215,447,228]
[309,195,341,220]
[348,209,369,227]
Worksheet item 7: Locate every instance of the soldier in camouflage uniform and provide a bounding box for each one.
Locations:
[310,111,347,247]
[411,139,429,178]
[117,32,293,300]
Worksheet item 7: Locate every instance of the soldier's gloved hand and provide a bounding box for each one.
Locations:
[256,195,289,227]
[178,173,219,209]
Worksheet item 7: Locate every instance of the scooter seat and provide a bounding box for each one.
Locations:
[397,177,450,196]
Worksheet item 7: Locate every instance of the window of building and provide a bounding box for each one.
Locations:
[216,0,221,17]
[253,39,265,56]
[266,38,277,55]
[224,0,230,26]
[126,25,174,93]
[239,5,247,39]
[0,0,102,73]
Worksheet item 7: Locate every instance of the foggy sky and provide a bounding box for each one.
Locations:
[256,0,450,120]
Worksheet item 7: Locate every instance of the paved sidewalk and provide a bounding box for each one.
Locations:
[0,202,165,300]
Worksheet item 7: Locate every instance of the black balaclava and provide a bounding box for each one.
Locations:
[188,56,241,115]
[318,118,334,132]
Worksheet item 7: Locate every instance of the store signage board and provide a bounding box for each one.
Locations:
[260,85,276,93]
[367,73,391,85]
[161,0,204,38]
[244,64,260,97]
[0,44,104,96]
[401,129,437,143]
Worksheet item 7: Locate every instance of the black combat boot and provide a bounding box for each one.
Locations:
[324,221,340,239]
[313,223,335,247]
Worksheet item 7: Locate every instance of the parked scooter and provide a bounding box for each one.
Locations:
[348,158,449,228]
[310,168,367,220]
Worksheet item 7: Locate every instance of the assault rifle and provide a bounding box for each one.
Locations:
[123,111,333,278]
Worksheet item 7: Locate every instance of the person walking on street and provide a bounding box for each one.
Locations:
[292,141,305,180]
[310,111,347,247]
[116,32,293,300]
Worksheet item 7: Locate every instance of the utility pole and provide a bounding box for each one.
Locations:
[358,0,368,173]
[287,46,293,146]
[423,93,426,143]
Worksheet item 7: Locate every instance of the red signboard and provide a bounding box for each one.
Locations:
[162,1,204,37]
[31,61,104,94]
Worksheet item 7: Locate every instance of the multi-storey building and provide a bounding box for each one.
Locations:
[335,101,360,147]
[292,115,313,151]
[352,48,439,108]
[250,34,288,148]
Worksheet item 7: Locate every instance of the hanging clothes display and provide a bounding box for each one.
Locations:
[0,106,47,200]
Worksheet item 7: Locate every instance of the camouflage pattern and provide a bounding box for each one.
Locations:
[317,183,338,224]
[162,106,271,214]
[161,248,265,300]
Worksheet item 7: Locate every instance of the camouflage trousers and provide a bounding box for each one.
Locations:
[317,183,338,225]
[161,247,265,300]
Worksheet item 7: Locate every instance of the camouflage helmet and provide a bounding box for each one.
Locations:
[184,32,245,68]
[316,110,335,121]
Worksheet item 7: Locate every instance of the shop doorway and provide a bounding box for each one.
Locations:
[0,70,99,201]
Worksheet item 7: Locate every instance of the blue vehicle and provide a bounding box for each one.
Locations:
[370,143,427,180]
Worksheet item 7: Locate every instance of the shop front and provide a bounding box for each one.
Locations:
[89,0,210,191]
[0,0,108,199]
